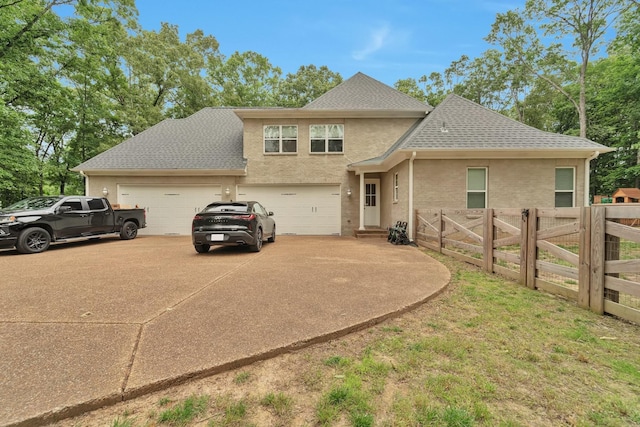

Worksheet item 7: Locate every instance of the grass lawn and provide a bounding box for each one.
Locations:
[60,250,640,427]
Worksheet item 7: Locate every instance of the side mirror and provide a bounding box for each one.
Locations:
[58,205,72,214]
[268,211,274,216]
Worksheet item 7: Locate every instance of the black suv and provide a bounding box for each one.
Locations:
[191,201,276,253]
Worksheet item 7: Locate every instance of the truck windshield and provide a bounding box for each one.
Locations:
[4,197,61,211]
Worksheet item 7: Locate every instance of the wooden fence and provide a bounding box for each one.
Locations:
[415,205,640,324]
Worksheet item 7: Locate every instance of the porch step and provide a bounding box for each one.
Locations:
[354,228,388,239]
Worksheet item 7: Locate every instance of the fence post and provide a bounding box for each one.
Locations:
[483,208,494,273]
[436,209,443,253]
[520,208,529,287]
[526,208,537,289]
[578,207,591,308]
[590,205,605,314]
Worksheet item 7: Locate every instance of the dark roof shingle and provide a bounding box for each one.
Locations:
[399,94,611,151]
[302,72,432,111]
[73,108,245,171]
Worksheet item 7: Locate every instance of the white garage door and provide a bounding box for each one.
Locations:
[238,185,341,235]
[118,185,221,235]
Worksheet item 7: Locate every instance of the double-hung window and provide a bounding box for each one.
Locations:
[310,124,344,153]
[264,125,297,154]
[555,167,575,207]
[467,167,487,208]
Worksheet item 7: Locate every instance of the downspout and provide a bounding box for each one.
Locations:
[585,151,600,206]
[359,173,365,230]
[79,171,88,196]
[408,151,417,240]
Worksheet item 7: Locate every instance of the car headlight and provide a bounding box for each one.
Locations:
[0,215,16,224]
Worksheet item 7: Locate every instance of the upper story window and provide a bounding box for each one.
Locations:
[264,125,297,154]
[467,167,487,208]
[310,124,344,153]
[555,167,575,207]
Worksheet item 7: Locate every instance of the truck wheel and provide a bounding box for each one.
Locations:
[120,221,138,240]
[194,244,210,253]
[16,227,51,254]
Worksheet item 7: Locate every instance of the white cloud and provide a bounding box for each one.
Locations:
[352,23,392,61]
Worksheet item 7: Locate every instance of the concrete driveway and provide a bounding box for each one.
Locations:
[0,235,450,426]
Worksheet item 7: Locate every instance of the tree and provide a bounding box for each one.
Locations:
[207,51,282,107]
[277,65,342,107]
[488,0,634,138]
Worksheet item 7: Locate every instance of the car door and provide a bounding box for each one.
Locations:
[254,202,275,236]
[55,198,91,238]
[86,198,113,234]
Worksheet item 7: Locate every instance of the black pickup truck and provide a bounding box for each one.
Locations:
[0,196,146,254]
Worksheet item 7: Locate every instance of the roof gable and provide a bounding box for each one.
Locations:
[302,72,432,111]
[73,108,246,172]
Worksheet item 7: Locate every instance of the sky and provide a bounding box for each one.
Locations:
[134,0,524,86]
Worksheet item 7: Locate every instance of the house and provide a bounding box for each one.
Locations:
[612,188,640,203]
[73,72,613,238]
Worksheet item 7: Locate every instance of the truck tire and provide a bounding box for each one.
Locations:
[16,227,51,254]
[120,221,138,240]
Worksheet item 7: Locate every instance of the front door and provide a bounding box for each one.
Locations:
[364,179,380,227]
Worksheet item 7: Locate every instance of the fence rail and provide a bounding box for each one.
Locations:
[416,205,640,324]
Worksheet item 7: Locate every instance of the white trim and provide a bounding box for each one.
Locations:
[263,124,298,154]
[393,172,399,202]
[309,124,344,154]
[466,167,488,209]
[555,166,576,207]
[408,152,416,240]
[359,174,365,231]
[585,151,600,206]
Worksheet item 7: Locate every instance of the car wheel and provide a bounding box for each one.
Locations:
[16,227,51,254]
[120,221,138,240]
[250,228,263,252]
[267,225,276,243]
[195,244,210,253]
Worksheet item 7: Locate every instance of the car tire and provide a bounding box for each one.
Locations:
[195,244,210,253]
[16,227,51,254]
[120,221,138,240]
[267,225,276,243]
[250,228,263,252]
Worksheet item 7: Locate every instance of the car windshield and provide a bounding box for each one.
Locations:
[4,197,61,211]
[205,204,249,213]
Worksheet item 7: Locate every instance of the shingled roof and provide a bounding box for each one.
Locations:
[73,108,246,172]
[399,94,610,151]
[302,72,432,111]
[349,93,613,170]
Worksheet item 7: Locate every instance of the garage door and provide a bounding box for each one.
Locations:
[238,185,341,235]
[118,185,221,235]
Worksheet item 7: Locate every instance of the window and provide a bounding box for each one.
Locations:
[393,173,399,202]
[60,199,83,211]
[264,125,297,153]
[467,168,487,208]
[87,198,106,211]
[310,124,343,153]
[555,167,575,207]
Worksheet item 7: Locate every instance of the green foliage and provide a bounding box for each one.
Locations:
[277,65,342,107]
[157,394,208,425]
[260,392,293,416]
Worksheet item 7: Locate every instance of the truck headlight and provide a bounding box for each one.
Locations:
[0,216,16,224]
